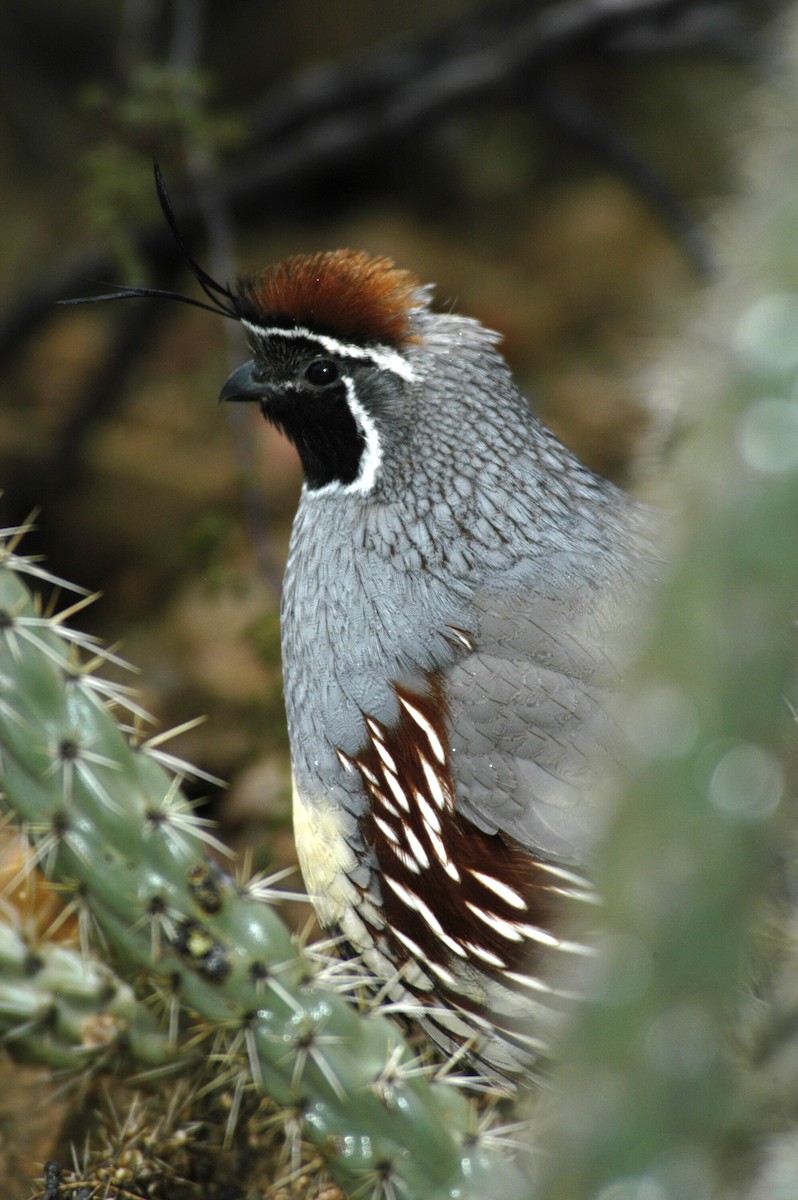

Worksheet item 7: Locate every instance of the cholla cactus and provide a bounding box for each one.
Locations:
[0,529,531,1200]
[0,887,173,1072]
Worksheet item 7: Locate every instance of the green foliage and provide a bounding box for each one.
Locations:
[81,64,244,160]
[184,508,241,592]
[248,607,283,669]
[79,63,246,278]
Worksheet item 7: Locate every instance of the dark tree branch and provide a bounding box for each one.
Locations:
[8,262,178,525]
[535,82,714,275]
[0,0,758,370]
[245,0,751,148]
[247,0,751,150]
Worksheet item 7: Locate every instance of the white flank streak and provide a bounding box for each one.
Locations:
[464,941,506,969]
[359,762,380,786]
[393,927,429,962]
[335,748,356,773]
[512,922,597,955]
[390,845,421,874]
[383,874,466,958]
[384,874,421,911]
[502,970,554,994]
[553,937,596,957]
[377,793,401,819]
[413,898,467,959]
[418,752,449,810]
[550,885,603,905]
[373,814,399,845]
[373,739,398,777]
[503,972,583,1001]
[536,861,592,889]
[398,695,446,764]
[427,826,460,881]
[426,960,457,986]
[240,321,417,381]
[470,870,527,911]
[404,825,430,869]
[465,902,523,942]
[383,767,410,812]
[511,922,558,948]
[365,717,384,743]
[413,789,441,834]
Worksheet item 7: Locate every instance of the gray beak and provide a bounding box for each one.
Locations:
[219,360,265,403]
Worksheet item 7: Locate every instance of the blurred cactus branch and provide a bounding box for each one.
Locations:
[535,17,798,1194]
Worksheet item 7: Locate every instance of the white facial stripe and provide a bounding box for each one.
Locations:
[345,378,383,493]
[305,376,383,498]
[240,320,416,382]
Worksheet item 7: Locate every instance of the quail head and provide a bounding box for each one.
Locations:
[68,177,655,1079]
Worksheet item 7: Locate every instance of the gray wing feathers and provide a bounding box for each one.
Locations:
[446,565,638,864]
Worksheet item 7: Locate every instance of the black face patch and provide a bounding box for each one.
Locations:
[262,382,366,489]
[249,334,368,490]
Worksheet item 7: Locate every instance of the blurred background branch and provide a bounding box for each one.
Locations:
[0,1,755,361]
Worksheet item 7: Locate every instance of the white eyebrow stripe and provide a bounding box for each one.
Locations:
[240,320,416,381]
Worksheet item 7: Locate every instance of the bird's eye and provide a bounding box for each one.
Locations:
[305,358,339,386]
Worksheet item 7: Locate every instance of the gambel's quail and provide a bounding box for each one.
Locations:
[219,250,657,1078]
[70,173,656,1079]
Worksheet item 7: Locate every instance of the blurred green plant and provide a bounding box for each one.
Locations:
[535,34,798,1200]
[79,63,246,278]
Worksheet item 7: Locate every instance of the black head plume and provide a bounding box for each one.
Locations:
[58,163,240,321]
